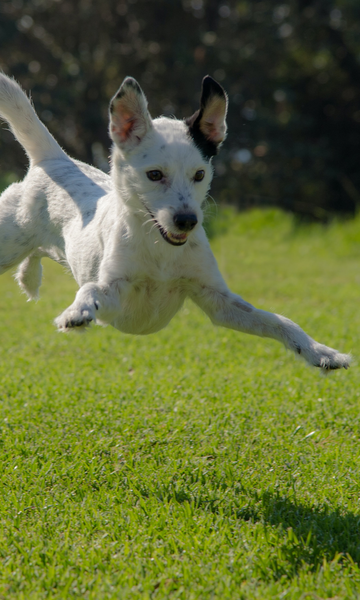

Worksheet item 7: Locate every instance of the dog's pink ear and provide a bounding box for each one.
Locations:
[109,77,152,151]
[185,76,228,160]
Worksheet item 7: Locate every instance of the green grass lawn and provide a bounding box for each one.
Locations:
[1,208,360,599]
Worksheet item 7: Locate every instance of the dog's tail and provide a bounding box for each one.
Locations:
[0,72,66,165]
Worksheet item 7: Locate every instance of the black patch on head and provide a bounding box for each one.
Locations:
[185,75,226,161]
[201,75,226,107]
[185,110,217,161]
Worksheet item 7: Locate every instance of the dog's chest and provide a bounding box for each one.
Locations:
[111,275,188,335]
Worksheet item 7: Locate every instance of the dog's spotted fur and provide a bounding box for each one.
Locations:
[0,73,350,371]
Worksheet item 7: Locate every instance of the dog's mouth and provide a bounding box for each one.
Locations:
[158,227,188,246]
[143,205,188,246]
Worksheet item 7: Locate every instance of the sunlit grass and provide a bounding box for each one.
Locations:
[0,208,359,599]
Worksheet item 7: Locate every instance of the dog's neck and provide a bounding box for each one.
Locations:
[110,147,132,200]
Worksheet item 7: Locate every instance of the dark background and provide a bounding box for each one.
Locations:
[1,0,360,220]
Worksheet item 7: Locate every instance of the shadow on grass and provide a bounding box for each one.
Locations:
[237,491,360,576]
[148,481,360,577]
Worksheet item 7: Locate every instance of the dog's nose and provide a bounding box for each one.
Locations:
[173,213,198,232]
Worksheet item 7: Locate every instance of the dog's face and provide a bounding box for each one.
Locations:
[109,76,228,247]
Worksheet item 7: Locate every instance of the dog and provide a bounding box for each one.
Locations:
[0,72,350,372]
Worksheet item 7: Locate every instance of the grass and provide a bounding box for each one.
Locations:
[0,208,360,599]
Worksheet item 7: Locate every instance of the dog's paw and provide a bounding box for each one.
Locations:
[55,307,95,332]
[304,342,351,372]
[317,350,351,371]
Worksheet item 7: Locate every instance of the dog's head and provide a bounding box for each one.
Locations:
[109,76,228,247]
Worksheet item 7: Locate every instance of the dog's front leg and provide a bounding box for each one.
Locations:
[54,280,124,332]
[190,284,350,371]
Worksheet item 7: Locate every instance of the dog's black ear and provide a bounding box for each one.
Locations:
[185,76,228,160]
[109,77,152,152]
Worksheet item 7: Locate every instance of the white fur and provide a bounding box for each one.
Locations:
[0,73,350,372]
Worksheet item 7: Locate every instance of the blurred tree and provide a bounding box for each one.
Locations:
[1,0,360,219]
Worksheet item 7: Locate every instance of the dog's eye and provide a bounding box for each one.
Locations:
[147,170,163,182]
[194,170,205,182]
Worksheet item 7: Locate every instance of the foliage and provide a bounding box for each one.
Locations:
[0,209,359,598]
[1,1,360,218]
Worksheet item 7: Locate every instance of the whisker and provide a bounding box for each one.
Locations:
[135,208,148,217]
[142,217,155,227]
[202,193,218,218]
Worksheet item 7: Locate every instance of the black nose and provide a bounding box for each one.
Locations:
[173,213,198,232]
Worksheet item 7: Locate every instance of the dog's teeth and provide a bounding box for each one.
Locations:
[168,232,187,244]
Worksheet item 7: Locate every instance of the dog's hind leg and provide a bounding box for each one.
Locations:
[0,183,42,276]
[15,252,43,300]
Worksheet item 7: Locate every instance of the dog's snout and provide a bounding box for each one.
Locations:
[173,213,198,232]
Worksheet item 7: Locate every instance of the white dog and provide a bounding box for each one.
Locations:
[0,72,350,371]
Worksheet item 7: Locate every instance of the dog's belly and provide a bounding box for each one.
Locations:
[110,279,187,335]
